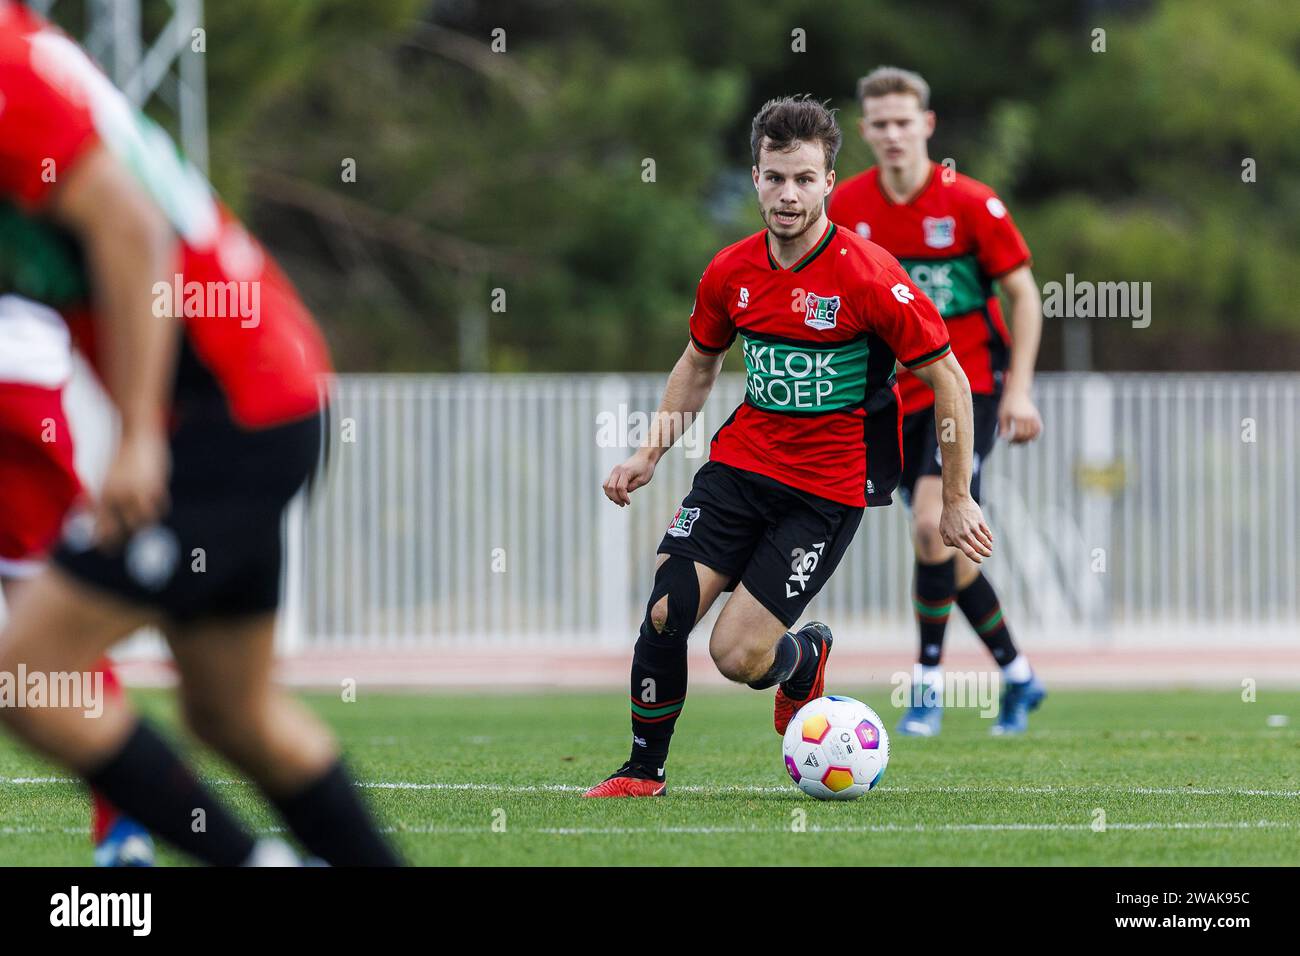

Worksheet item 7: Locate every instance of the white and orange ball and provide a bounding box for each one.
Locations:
[782,695,890,800]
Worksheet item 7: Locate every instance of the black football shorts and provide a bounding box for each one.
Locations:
[53,405,325,622]
[656,460,863,628]
[897,392,1001,508]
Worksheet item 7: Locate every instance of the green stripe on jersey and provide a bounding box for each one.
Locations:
[0,202,89,307]
[741,335,870,414]
[898,254,991,318]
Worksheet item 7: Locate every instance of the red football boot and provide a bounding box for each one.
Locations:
[773,622,834,735]
[582,764,667,798]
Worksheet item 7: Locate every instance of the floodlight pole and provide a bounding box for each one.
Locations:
[31,0,209,173]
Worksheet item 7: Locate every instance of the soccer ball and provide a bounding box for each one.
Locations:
[782,695,890,800]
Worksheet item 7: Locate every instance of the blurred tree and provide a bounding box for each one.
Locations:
[73,0,1297,371]
[1027,0,1300,367]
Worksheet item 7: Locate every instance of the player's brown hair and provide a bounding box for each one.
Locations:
[750,95,842,172]
[856,66,931,110]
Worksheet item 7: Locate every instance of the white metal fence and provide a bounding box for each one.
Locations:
[289,373,1300,650]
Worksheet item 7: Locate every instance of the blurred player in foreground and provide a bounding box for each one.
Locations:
[0,294,152,865]
[586,95,991,797]
[0,1,398,865]
[829,67,1046,736]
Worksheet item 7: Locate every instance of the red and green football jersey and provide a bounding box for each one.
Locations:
[0,0,332,429]
[689,220,950,507]
[828,162,1030,416]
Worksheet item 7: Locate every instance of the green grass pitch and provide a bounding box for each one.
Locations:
[1,687,1297,865]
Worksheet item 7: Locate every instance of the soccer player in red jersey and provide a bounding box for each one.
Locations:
[0,1,398,864]
[828,67,1046,736]
[0,295,154,865]
[585,96,992,797]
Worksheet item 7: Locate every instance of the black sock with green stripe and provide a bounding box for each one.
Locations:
[628,620,687,780]
[956,572,1018,666]
[747,628,817,691]
[914,558,956,667]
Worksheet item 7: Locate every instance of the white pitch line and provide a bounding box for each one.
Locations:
[878,785,1300,798]
[2,820,1294,839]
[343,820,1300,836]
[527,821,1300,836]
[353,782,1300,798]
[4,777,1299,799]
[361,781,588,793]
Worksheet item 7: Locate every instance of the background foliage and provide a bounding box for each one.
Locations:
[53,0,1300,371]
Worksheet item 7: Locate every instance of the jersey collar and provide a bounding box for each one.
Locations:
[874,161,937,207]
[765,220,837,273]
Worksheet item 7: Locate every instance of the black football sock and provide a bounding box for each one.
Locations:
[84,720,256,866]
[628,618,687,780]
[957,572,1019,668]
[782,627,825,700]
[269,759,401,866]
[913,558,956,667]
[749,628,821,699]
[747,629,799,690]
[626,556,701,779]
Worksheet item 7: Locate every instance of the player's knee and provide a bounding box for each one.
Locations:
[914,516,947,561]
[180,697,227,748]
[641,555,700,642]
[649,594,669,634]
[181,692,254,752]
[708,631,765,683]
[711,643,765,683]
[954,555,980,590]
[709,643,740,680]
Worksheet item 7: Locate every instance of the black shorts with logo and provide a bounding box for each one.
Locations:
[656,460,864,628]
[52,402,325,623]
[898,392,1000,508]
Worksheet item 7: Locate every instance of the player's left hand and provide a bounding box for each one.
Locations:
[997,389,1042,444]
[95,430,171,549]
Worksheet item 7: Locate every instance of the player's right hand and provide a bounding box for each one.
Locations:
[939,494,994,563]
[603,450,657,507]
[95,430,171,549]
[997,388,1043,444]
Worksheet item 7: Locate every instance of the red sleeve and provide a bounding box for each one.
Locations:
[965,184,1030,278]
[863,253,951,371]
[0,37,100,209]
[687,256,735,355]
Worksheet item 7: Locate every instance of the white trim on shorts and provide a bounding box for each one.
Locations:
[0,555,44,580]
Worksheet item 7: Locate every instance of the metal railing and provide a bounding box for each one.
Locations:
[288,373,1300,649]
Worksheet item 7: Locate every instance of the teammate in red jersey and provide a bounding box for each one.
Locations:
[585,96,991,798]
[0,294,154,865]
[0,1,398,864]
[829,67,1046,736]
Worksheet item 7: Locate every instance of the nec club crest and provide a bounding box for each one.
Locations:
[666,506,700,538]
[803,292,841,331]
[923,215,956,249]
